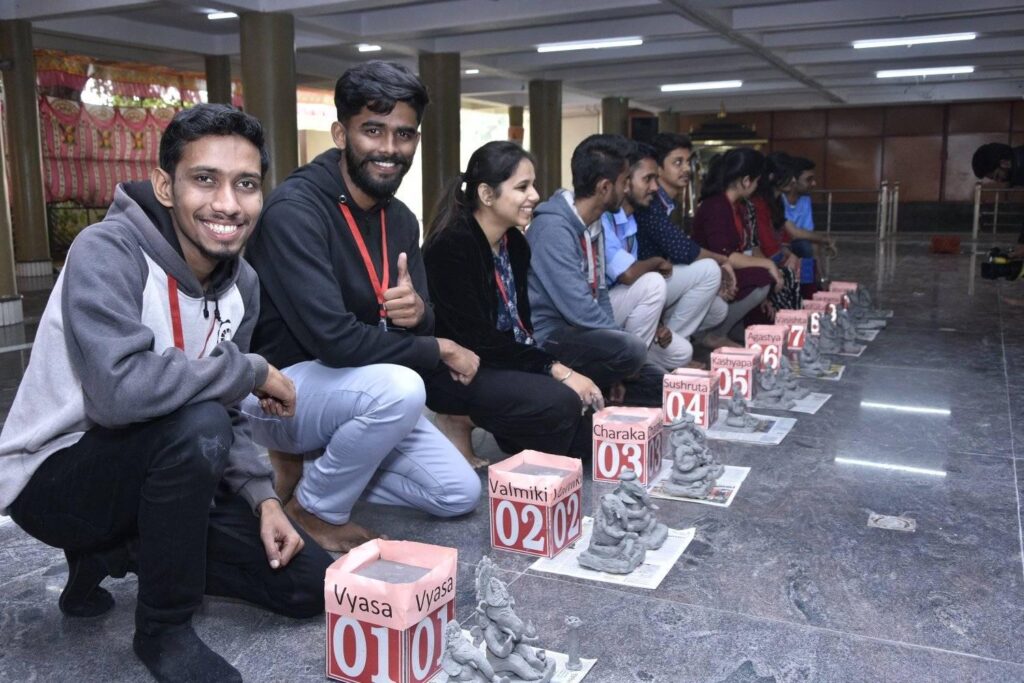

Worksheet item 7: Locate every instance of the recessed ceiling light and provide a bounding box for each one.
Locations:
[207,11,238,20]
[537,37,643,53]
[357,44,382,53]
[875,66,973,78]
[464,69,480,75]
[853,32,976,49]
[660,80,742,93]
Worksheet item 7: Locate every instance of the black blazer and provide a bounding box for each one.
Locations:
[423,215,555,374]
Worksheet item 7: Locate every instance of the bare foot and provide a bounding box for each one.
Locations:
[699,334,742,350]
[284,498,380,553]
[434,413,488,469]
[268,450,304,504]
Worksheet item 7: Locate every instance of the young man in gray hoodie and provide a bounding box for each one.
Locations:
[0,105,331,683]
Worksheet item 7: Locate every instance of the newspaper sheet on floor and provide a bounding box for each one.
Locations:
[751,391,831,414]
[432,631,597,683]
[857,328,881,342]
[836,343,866,357]
[791,360,845,381]
[706,409,796,445]
[529,517,694,590]
[649,462,750,508]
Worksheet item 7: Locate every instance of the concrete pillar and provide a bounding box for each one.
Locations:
[204,54,232,105]
[601,96,629,137]
[0,106,24,327]
[508,105,524,144]
[418,52,460,228]
[0,20,51,277]
[239,12,297,192]
[658,110,681,134]
[529,80,561,199]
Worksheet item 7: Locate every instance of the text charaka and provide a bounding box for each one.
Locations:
[332,577,455,617]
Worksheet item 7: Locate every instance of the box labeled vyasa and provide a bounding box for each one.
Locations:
[591,407,664,486]
[325,540,456,683]
[775,309,811,350]
[711,347,759,400]
[488,450,582,559]
[745,324,788,371]
[802,299,828,334]
[663,368,719,430]
[813,290,846,317]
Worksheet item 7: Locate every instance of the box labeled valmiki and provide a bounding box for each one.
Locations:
[663,368,719,429]
[488,450,583,558]
[325,540,457,683]
[591,406,664,486]
[802,299,828,334]
[745,324,788,371]
[813,290,846,318]
[711,347,759,400]
[775,309,810,350]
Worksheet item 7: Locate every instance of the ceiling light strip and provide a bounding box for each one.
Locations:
[853,33,976,49]
[660,80,742,93]
[876,66,974,78]
[537,37,643,53]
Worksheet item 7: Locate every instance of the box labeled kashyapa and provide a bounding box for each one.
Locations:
[710,347,759,401]
[325,540,456,683]
[663,368,719,429]
[488,450,582,558]
[775,309,811,350]
[591,407,664,486]
[745,324,789,371]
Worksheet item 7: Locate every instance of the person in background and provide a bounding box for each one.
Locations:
[973,142,1024,256]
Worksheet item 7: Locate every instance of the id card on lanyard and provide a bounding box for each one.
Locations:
[338,200,390,330]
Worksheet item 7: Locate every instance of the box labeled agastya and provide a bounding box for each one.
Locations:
[745,324,789,371]
[591,406,664,486]
[663,368,719,429]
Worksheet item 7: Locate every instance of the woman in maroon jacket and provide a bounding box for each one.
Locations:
[692,147,782,342]
[423,141,602,466]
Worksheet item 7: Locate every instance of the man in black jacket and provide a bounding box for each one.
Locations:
[243,61,481,552]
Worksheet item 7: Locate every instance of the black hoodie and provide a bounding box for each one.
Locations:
[246,148,439,371]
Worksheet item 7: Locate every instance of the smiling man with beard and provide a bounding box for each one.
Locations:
[243,61,481,553]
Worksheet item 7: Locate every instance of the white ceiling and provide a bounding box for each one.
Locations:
[6,0,1024,113]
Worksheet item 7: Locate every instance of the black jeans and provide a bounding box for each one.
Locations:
[424,366,592,457]
[9,401,331,634]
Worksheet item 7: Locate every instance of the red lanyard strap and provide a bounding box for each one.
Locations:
[167,274,185,351]
[493,238,531,338]
[338,202,389,321]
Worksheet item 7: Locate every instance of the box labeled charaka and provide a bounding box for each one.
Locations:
[488,450,582,558]
[710,347,759,400]
[745,324,789,371]
[591,407,664,486]
[775,309,811,350]
[802,299,828,334]
[663,368,719,429]
[325,540,456,683]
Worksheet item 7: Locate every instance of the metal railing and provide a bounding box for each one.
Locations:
[810,181,898,236]
[971,183,1024,239]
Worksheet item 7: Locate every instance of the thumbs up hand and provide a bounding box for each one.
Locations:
[383,252,426,328]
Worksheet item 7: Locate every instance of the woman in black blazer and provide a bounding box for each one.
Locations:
[423,141,602,466]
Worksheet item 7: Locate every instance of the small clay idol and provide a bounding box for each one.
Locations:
[612,469,667,550]
[577,494,646,574]
[442,619,509,683]
[661,415,725,499]
[755,369,795,410]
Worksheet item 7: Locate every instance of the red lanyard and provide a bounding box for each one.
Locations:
[167,274,215,357]
[338,202,389,327]
[493,236,530,338]
[580,236,598,298]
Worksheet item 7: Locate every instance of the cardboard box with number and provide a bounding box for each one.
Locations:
[813,290,846,318]
[325,540,456,683]
[591,407,664,486]
[745,324,789,371]
[775,309,810,350]
[710,347,759,400]
[663,368,719,429]
[488,451,583,558]
[802,299,828,334]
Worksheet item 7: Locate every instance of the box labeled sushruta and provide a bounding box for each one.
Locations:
[711,347,758,400]
[663,368,719,429]
[775,309,811,350]
[813,290,846,317]
[591,407,664,486]
[802,299,828,334]
[325,540,456,683]
[745,324,788,371]
[488,450,582,559]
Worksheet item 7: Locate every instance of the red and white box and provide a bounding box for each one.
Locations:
[745,324,788,371]
[663,368,719,430]
[829,280,858,308]
[802,299,828,334]
[591,407,664,486]
[775,309,811,350]
[813,290,846,317]
[710,347,759,400]
[325,540,456,683]
[488,450,582,558]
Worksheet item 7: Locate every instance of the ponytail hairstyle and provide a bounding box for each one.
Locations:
[700,146,765,201]
[755,151,797,201]
[425,141,536,241]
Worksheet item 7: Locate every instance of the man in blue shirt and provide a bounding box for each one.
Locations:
[783,157,817,259]
[605,142,733,371]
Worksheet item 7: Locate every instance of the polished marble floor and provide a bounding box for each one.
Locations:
[2,235,1024,682]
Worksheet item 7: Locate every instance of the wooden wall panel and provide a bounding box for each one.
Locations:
[826,137,882,201]
[770,138,826,179]
[948,102,1012,134]
[773,110,826,139]
[945,133,1006,201]
[884,105,943,136]
[828,108,884,137]
[883,136,943,202]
